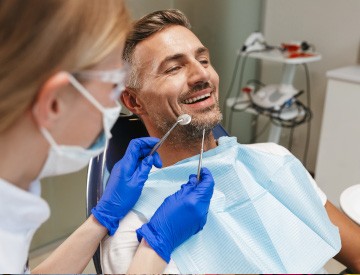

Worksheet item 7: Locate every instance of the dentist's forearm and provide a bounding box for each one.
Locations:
[127,239,167,274]
[32,215,107,274]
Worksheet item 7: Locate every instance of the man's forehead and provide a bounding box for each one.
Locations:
[133,25,204,70]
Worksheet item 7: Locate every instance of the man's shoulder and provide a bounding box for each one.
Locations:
[241,142,292,157]
[217,136,292,157]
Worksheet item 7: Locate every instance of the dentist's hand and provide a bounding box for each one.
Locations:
[92,137,162,236]
[136,167,215,263]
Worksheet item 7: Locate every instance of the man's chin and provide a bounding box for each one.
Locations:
[188,107,222,128]
[164,111,222,147]
[187,112,222,133]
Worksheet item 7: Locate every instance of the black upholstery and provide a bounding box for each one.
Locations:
[86,114,229,274]
[86,115,148,219]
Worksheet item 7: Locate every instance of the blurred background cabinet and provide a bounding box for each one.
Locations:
[315,66,360,208]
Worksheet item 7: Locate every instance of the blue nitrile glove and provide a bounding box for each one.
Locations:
[136,167,215,263]
[92,137,162,236]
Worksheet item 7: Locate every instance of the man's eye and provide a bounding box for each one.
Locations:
[165,66,181,73]
[199,59,209,65]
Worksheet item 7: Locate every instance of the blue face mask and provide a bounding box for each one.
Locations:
[132,137,341,273]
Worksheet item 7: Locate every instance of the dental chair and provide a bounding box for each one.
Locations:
[86,114,229,274]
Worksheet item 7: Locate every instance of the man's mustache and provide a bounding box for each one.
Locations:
[191,82,212,92]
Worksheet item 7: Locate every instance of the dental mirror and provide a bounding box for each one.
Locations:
[178,114,191,125]
[149,114,192,156]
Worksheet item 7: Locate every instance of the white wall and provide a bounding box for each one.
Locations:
[125,0,174,18]
[31,169,88,250]
[262,0,360,172]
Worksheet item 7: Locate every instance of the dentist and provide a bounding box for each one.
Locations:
[0,1,214,274]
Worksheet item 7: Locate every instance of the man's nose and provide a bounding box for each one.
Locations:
[187,60,210,86]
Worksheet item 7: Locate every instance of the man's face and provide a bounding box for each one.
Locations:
[132,25,222,142]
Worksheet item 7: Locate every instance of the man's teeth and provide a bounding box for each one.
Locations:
[184,93,211,104]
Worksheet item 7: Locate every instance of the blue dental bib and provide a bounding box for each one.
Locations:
[133,137,341,273]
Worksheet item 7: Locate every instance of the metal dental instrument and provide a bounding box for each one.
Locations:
[197,129,206,181]
[149,114,192,156]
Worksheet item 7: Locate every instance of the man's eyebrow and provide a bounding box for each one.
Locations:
[196,46,209,55]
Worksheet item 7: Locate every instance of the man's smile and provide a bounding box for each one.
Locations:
[183,92,211,104]
[181,86,216,109]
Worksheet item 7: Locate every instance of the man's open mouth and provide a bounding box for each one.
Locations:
[183,93,211,104]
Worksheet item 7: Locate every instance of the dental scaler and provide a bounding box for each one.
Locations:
[149,114,191,156]
[196,129,206,181]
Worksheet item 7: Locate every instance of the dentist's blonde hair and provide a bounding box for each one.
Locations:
[0,0,131,132]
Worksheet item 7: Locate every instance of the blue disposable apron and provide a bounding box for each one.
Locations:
[133,137,341,273]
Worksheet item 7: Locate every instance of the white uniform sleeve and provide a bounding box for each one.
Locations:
[101,210,180,274]
[101,211,144,274]
[246,143,327,205]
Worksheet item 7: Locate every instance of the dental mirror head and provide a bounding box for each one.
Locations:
[177,114,191,125]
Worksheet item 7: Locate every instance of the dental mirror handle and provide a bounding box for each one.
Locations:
[149,121,180,156]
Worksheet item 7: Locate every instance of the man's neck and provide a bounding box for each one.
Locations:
[157,132,217,167]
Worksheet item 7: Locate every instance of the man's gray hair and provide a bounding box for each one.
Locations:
[123,9,191,89]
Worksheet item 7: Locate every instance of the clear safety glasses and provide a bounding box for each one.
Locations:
[72,63,129,100]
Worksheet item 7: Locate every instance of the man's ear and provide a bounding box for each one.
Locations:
[32,72,70,129]
[121,88,147,115]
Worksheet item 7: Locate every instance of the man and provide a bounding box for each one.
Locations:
[101,9,360,274]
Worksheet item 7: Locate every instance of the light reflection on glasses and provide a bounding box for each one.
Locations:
[72,63,129,100]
